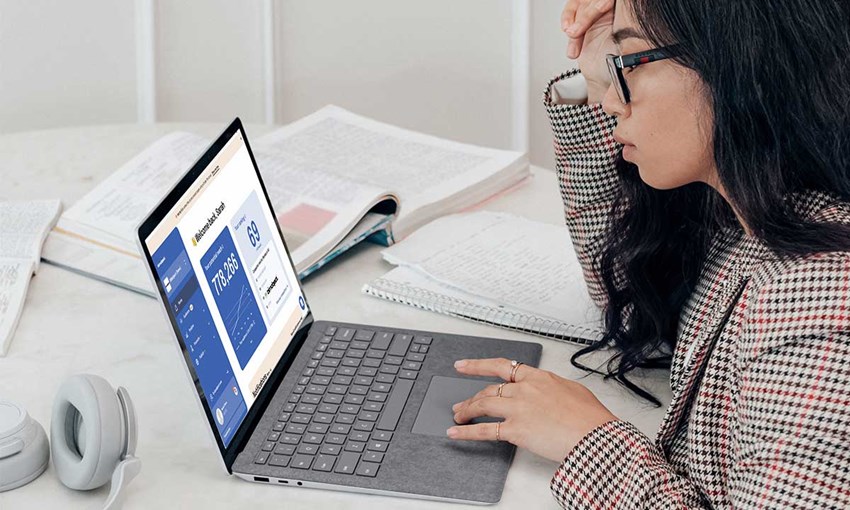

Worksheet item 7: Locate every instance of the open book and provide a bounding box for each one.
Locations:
[1,200,62,355]
[362,211,605,344]
[42,105,529,296]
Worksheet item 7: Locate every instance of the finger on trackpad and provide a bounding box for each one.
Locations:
[411,376,502,437]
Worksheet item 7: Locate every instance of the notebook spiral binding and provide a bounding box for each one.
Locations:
[363,277,604,346]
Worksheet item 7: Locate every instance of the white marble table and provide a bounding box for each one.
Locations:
[0,124,671,509]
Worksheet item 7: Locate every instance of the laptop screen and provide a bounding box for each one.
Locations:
[141,125,310,449]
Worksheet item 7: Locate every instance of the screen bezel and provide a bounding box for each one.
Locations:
[136,118,315,472]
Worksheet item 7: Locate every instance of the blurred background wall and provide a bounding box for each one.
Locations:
[0,0,577,170]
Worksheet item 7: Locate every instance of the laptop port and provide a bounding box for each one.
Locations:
[253,477,269,483]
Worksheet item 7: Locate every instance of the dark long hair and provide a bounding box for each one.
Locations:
[571,0,850,405]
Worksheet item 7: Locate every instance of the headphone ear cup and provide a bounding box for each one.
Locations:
[50,374,124,490]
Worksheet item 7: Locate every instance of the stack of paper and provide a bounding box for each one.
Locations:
[0,200,62,355]
[362,211,605,344]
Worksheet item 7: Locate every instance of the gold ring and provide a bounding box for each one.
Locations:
[496,421,501,442]
[497,382,505,398]
[509,360,524,383]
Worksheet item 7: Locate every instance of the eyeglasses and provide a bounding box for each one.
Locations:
[606,44,682,104]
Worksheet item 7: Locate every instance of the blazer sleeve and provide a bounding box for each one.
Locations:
[549,254,850,509]
[543,68,623,309]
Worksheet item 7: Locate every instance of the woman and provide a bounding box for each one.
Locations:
[446,0,850,507]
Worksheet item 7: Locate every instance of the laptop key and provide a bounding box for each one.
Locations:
[324,393,343,404]
[314,413,334,424]
[372,332,393,350]
[279,412,291,421]
[336,414,355,424]
[332,375,353,385]
[346,349,365,359]
[296,404,316,414]
[291,413,311,424]
[317,366,335,377]
[376,373,395,384]
[334,328,354,341]
[320,358,340,368]
[319,336,332,344]
[344,394,365,405]
[297,444,319,455]
[359,411,379,422]
[283,403,297,413]
[358,367,378,377]
[388,334,412,357]
[341,358,361,368]
[303,367,316,377]
[354,376,373,386]
[326,433,346,445]
[319,403,339,414]
[338,366,357,376]
[399,370,418,380]
[372,431,393,442]
[349,385,368,396]
[354,329,375,341]
[326,349,345,359]
[293,385,305,395]
[288,394,300,404]
[350,340,370,350]
[362,358,381,368]
[384,356,403,366]
[402,361,422,371]
[261,442,275,452]
[355,462,379,478]
[354,421,374,432]
[367,392,388,403]
[366,350,385,359]
[255,452,269,465]
[272,422,285,432]
[349,431,370,442]
[362,451,384,463]
[299,376,311,385]
[285,423,306,434]
[303,433,324,444]
[307,360,320,368]
[311,375,331,386]
[274,443,296,456]
[313,455,336,472]
[376,378,414,431]
[331,423,351,434]
[269,454,290,467]
[268,432,281,442]
[308,423,329,434]
[330,341,348,351]
[379,365,399,375]
[414,336,433,345]
[325,325,337,336]
[367,441,389,452]
[320,444,342,456]
[316,343,329,352]
[345,441,366,453]
[371,383,390,393]
[328,385,347,395]
[407,353,426,362]
[340,404,360,415]
[419,345,429,354]
[291,454,314,469]
[280,433,301,445]
[334,452,360,474]
[364,402,383,413]
[301,394,321,405]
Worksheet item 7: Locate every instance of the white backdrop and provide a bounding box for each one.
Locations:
[0,0,575,170]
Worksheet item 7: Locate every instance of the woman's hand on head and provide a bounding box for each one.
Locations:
[561,0,617,96]
[447,358,619,463]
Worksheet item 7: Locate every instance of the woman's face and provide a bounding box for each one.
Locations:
[603,0,716,191]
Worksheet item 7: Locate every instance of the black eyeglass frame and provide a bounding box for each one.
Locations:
[606,44,682,104]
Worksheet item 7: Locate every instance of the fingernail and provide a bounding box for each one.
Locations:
[452,402,461,411]
[454,360,468,368]
[567,23,578,36]
[447,427,457,438]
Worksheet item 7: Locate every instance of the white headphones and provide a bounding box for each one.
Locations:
[0,374,141,509]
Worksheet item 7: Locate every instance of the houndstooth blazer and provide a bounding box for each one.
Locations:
[543,68,850,509]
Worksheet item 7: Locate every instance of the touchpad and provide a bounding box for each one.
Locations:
[412,376,502,437]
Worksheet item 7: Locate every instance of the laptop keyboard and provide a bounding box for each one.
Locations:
[253,325,432,478]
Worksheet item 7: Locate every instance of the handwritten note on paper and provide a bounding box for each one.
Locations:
[380,211,600,327]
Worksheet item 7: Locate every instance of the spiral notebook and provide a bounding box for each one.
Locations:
[362,211,605,345]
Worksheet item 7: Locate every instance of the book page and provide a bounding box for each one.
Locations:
[59,132,211,246]
[0,258,35,355]
[380,211,602,328]
[254,106,528,235]
[0,199,61,272]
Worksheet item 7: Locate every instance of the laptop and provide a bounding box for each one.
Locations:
[135,118,542,504]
